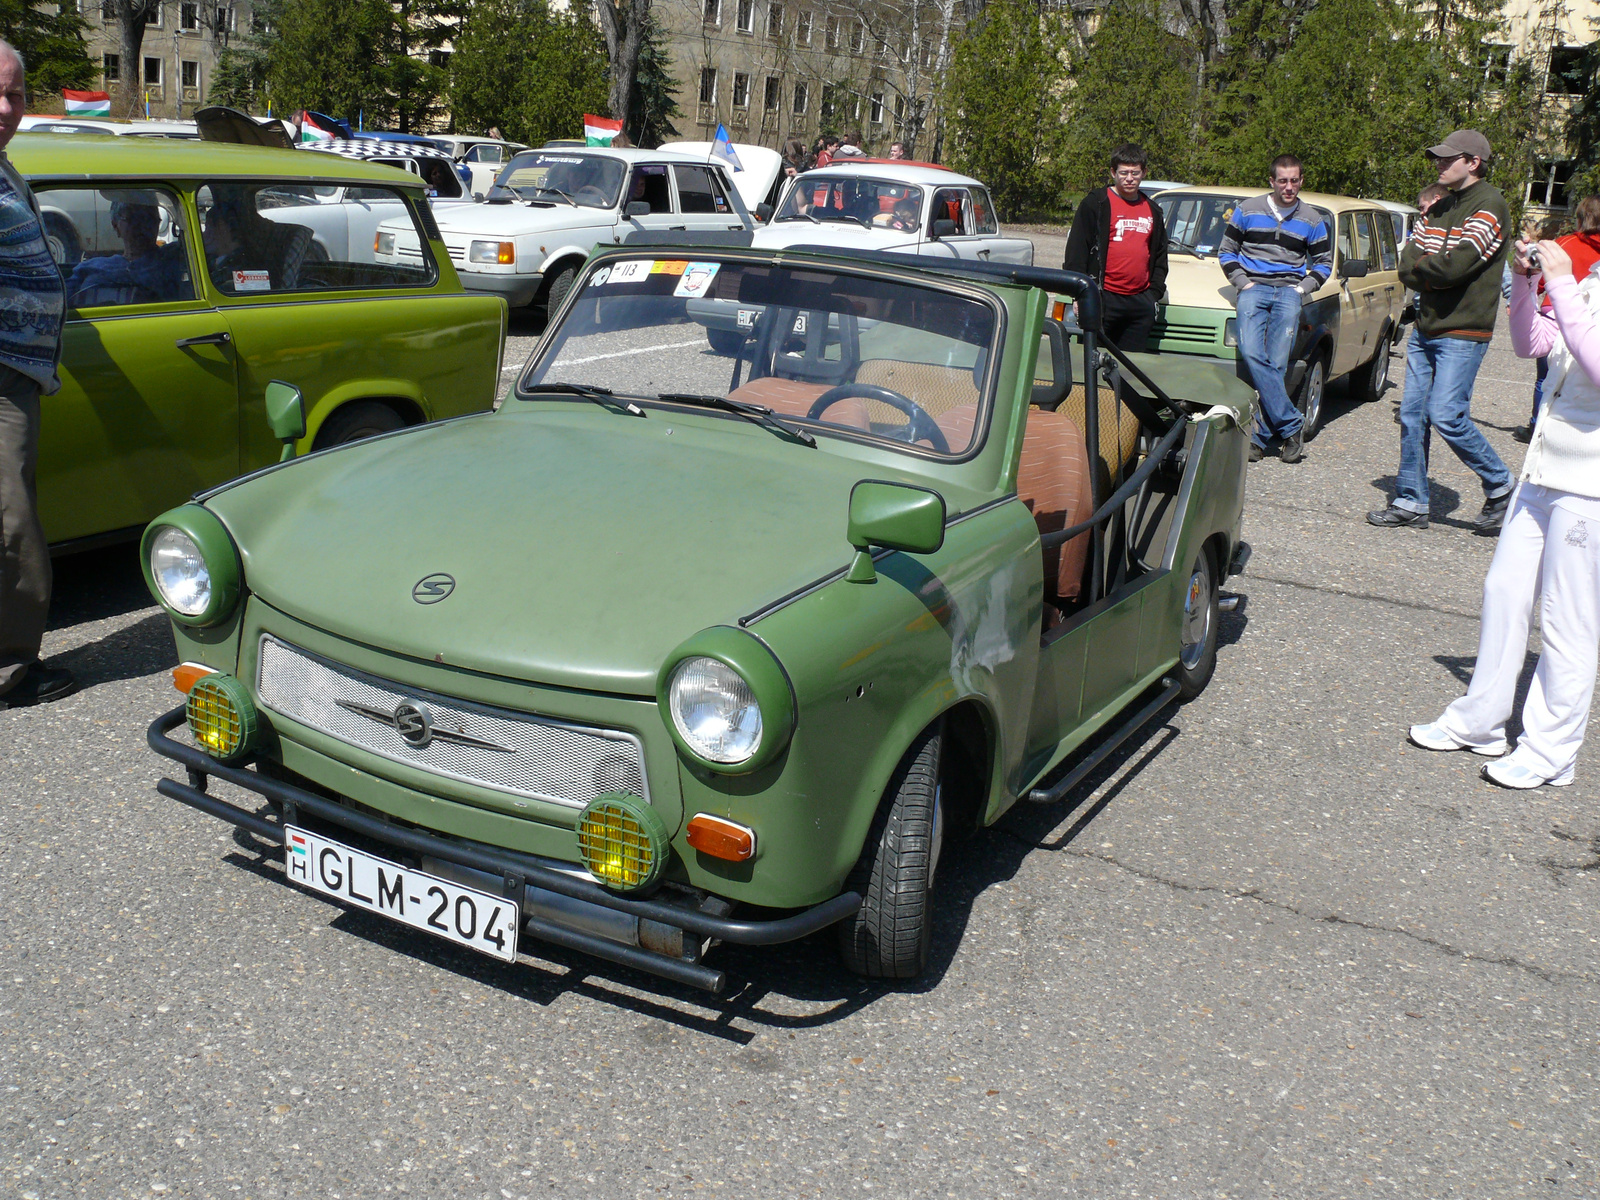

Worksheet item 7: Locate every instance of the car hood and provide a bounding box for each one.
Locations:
[752,221,924,253]
[206,407,971,697]
[424,203,612,237]
[1163,250,1338,309]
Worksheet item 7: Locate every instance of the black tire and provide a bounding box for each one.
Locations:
[1176,544,1219,701]
[311,401,406,450]
[706,327,747,356]
[1353,331,1391,403]
[42,211,81,268]
[540,263,578,320]
[1295,355,1327,439]
[838,723,945,979]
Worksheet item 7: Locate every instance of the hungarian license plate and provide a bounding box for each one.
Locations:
[283,825,519,962]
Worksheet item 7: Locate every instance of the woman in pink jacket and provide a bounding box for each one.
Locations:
[1409,236,1600,788]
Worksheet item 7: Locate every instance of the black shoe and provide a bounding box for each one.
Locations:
[1512,424,1533,444]
[1474,493,1511,534]
[1248,442,1264,463]
[1367,504,1429,529]
[1280,432,1305,464]
[0,664,77,710]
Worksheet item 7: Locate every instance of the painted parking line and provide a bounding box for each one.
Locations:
[557,338,707,366]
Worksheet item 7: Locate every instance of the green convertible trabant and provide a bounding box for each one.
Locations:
[144,242,1251,991]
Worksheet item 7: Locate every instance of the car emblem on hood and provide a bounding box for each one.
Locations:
[334,697,514,753]
[413,573,455,604]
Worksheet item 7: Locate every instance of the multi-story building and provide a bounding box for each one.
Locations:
[1492,0,1598,212]
[648,0,960,156]
[60,1,253,120]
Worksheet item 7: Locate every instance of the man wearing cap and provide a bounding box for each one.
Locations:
[1369,129,1514,532]
[0,40,75,708]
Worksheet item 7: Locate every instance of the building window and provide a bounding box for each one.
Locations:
[702,0,720,25]
[921,40,936,68]
[215,4,233,31]
[181,59,198,88]
[699,66,718,104]
[1482,42,1512,87]
[144,2,161,26]
[764,75,781,111]
[179,3,197,29]
[1529,160,1574,207]
[796,10,810,44]
[793,80,808,115]
[767,2,783,39]
[894,94,906,122]
[732,72,750,107]
[102,52,119,82]
[825,14,839,49]
[428,49,451,68]
[736,0,753,32]
[850,20,864,53]
[143,56,162,86]
[870,92,884,123]
[1547,45,1586,94]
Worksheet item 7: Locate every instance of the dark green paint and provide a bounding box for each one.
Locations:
[140,504,241,628]
[655,626,796,776]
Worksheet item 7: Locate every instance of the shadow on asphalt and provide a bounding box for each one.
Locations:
[1370,474,1465,522]
[47,541,153,628]
[1431,648,1539,743]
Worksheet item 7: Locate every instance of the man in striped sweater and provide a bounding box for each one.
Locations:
[1218,155,1332,464]
[1368,129,1513,532]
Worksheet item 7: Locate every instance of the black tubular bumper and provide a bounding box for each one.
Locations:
[148,705,860,992]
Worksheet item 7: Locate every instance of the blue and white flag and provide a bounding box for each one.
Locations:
[711,125,744,173]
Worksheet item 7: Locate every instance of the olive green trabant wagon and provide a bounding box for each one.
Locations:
[8,133,506,549]
[145,243,1251,991]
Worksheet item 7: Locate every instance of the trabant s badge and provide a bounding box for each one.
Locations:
[412,573,456,604]
[334,697,515,754]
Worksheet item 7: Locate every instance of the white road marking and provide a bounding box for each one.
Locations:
[556,338,706,366]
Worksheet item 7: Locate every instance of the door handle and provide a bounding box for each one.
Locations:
[978,249,991,260]
[175,331,231,349]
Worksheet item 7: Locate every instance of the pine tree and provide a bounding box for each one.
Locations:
[0,0,95,97]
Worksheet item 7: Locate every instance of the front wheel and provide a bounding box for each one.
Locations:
[311,401,407,450]
[838,724,945,979]
[1353,333,1391,403]
[1176,546,1219,700]
[705,327,747,356]
[540,263,578,321]
[1295,356,1327,439]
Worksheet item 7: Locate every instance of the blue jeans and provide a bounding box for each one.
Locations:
[1532,354,1549,425]
[1236,284,1302,446]
[1393,330,1510,515]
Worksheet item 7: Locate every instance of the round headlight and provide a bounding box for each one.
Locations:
[150,526,211,616]
[667,656,763,764]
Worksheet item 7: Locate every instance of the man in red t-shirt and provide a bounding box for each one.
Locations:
[1063,143,1170,352]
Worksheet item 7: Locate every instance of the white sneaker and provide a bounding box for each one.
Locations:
[1482,758,1575,789]
[1408,722,1508,756]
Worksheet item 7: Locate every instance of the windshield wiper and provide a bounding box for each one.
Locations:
[818,213,870,228]
[533,186,577,207]
[655,392,816,447]
[1168,236,1204,257]
[778,210,821,224]
[522,381,646,417]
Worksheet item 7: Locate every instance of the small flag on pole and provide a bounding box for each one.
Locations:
[295,110,342,144]
[584,113,623,147]
[711,124,744,173]
[62,89,111,117]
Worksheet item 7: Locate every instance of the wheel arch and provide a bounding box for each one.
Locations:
[300,379,429,451]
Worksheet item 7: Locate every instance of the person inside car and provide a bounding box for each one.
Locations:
[64,199,189,307]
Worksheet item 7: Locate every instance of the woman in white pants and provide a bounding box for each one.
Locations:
[1409,236,1600,788]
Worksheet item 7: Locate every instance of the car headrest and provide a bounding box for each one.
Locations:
[1031,318,1070,410]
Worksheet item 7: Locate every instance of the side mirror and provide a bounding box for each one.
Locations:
[930,217,959,240]
[264,380,306,462]
[845,480,946,583]
[626,200,650,218]
[756,202,773,222]
[1339,258,1370,280]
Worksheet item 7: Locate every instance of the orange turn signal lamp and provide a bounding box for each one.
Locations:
[172,662,216,694]
[1051,299,1068,322]
[685,814,755,862]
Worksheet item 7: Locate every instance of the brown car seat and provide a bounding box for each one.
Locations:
[727,377,870,430]
[854,360,978,422]
[1058,378,1140,494]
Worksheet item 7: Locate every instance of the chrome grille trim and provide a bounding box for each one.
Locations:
[255,634,649,809]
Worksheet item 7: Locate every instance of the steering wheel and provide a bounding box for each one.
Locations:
[575,185,608,205]
[807,383,949,453]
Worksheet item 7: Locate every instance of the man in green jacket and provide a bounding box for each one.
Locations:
[1368,129,1513,533]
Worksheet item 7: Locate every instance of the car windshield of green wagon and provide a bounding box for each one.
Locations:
[518,257,1000,458]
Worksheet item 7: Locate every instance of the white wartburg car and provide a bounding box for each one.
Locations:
[373,146,752,315]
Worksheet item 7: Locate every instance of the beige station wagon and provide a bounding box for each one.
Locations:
[1151,187,1405,436]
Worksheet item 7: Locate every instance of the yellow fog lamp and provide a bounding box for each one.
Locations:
[185,673,261,763]
[576,793,670,893]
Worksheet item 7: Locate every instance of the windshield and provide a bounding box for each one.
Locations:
[1154,194,1243,256]
[775,176,924,230]
[489,151,625,208]
[520,257,998,457]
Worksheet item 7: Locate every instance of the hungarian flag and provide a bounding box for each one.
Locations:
[62,89,111,117]
[583,114,623,147]
[296,110,345,144]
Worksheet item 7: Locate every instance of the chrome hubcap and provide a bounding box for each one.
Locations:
[1180,556,1212,669]
[1302,363,1324,431]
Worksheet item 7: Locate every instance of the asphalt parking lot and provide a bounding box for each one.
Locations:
[5,239,1599,1199]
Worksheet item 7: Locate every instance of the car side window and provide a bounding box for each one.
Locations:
[33,184,196,312]
[198,180,439,296]
[1350,212,1374,267]
[1373,211,1399,271]
[626,164,674,214]
[968,187,998,236]
[674,165,731,214]
[931,188,966,232]
[1337,213,1358,267]
[466,144,503,164]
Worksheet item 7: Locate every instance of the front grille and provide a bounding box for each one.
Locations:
[255,635,649,809]
[1154,320,1219,348]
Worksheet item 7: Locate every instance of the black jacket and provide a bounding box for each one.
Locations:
[1062,186,1169,296]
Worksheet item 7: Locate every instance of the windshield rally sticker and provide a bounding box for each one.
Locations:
[232,269,270,292]
[607,259,653,285]
[674,262,720,299]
